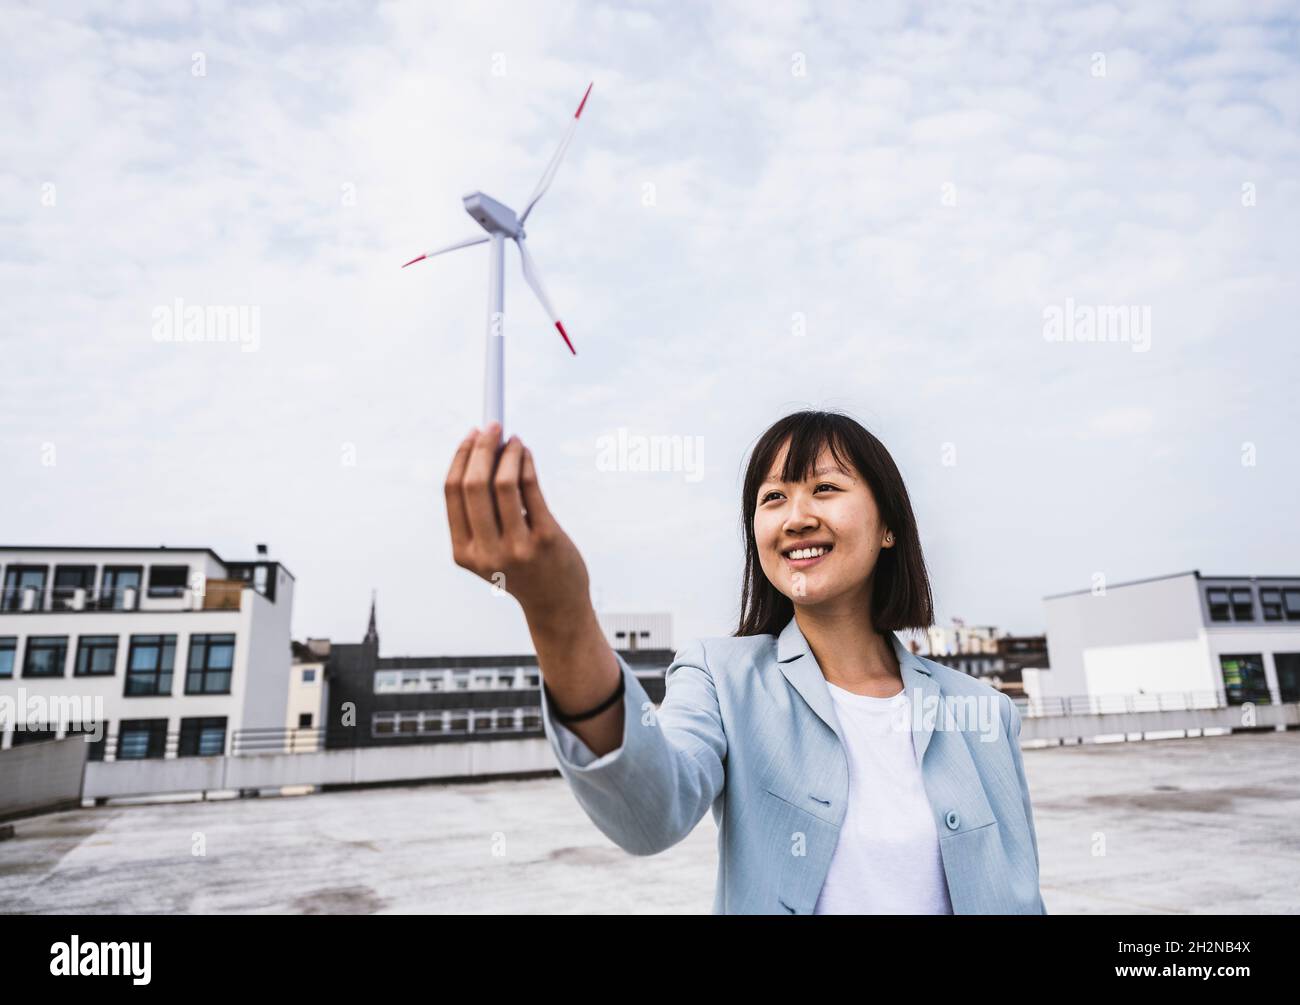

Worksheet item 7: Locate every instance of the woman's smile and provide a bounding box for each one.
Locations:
[783,542,834,570]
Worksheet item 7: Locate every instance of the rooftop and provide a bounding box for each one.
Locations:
[2,730,1296,913]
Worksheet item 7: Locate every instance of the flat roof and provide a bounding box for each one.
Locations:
[1044,569,1300,600]
[0,546,295,581]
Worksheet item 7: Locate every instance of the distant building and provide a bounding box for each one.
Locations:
[287,638,330,752]
[922,620,1048,695]
[597,611,673,652]
[322,598,673,749]
[0,544,294,759]
[1043,571,1300,704]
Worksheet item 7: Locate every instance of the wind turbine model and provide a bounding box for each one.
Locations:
[403,82,593,433]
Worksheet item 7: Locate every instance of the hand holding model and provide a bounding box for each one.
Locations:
[444,423,624,756]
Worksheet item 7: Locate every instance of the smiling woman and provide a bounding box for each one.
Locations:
[443,409,1046,915]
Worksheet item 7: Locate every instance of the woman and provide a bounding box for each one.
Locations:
[444,409,1047,914]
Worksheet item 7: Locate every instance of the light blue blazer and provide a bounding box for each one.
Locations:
[541,615,1047,914]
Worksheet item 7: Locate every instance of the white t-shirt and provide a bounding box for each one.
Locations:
[813,681,954,915]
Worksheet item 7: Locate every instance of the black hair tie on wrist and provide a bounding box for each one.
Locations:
[544,672,625,724]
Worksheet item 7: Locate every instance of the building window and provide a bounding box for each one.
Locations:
[1261,588,1284,621]
[1285,589,1300,622]
[74,635,119,677]
[1205,588,1231,622]
[98,566,143,610]
[185,634,235,695]
[22,636,69,678]
[147,565,189,598]
[1229,588,1254,621]
[117,719,169,760]
[51,565,96,610]
[0,637,16,679]
[125,635,176,696]
[298,712,313,728]
[1219,654,1271,706]
[179,717,227,757]
[1275,654,1300,704]
[12,727,58,746]
[3,565,48,611]
[301,668,316,684]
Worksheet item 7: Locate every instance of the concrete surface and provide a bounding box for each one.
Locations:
[1,730,1297,913]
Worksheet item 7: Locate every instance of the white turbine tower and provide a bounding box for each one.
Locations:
[403,82,592,433]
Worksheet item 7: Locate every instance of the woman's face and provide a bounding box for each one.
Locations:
[753,437,894,610]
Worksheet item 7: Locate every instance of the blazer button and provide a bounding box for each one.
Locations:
[945,810,961,830]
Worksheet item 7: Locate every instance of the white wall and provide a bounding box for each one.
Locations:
[1081,637,1215,697]
[1043,573,1203,697]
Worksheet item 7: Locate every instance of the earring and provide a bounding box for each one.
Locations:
[884,533,894,545]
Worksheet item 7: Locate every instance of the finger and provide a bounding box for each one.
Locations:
[493,436,528,540]
[444,429,477,546]
[463,421,503,544]
[520,447,555,531]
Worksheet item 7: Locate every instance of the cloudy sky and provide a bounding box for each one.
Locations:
[2,0,1297,656]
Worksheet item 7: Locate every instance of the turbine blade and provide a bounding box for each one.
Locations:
[515,237,576,355]
[518,82,593,226]
[401,234,490,268]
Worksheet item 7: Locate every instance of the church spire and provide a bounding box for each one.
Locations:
[364,589,379,646]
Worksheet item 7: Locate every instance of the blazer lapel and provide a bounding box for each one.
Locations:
[776,615,939,768]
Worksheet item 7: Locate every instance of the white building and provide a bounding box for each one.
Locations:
[0,545,295,760]
[596,611,673,652]
[1042,571,1300,705]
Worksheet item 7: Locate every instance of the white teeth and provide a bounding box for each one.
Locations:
[788,546,829,560]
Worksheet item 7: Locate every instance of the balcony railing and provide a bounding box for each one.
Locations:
[0,583,245,614]
[230,727,327,755]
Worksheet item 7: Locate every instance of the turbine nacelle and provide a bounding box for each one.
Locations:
[462,191,521,238]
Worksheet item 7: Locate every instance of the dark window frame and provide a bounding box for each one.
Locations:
[98,565,143,611]
[1260,588,1284,621]
[3,565,49,611]
[185,634,235,695]
[74,635,120,677]
[0,636,16,679]
[21,636,69,678]
[116,718,168,760]
[124,635,176,697]
[178,716,228,758]
[147,565,189,599]
[1219,652,1272,706]
[1205,587,1231,622]
[1229,587,1255,621]
[51,565,96,610]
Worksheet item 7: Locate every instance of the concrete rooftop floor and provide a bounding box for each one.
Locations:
[2,730,1298,914]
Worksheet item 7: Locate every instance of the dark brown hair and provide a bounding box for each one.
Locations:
[735,409,934,637]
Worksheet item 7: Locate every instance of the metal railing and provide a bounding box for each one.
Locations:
[0,584,245,613]
[1015,690,1235,718]
[230,726,327,755]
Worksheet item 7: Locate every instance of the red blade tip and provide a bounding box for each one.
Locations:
[401,254,426,268]
[575,82,593,119]
[555,321,576,355]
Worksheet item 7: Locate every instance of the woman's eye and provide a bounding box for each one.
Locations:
[815,483,837,492]
[760,491,782,503]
